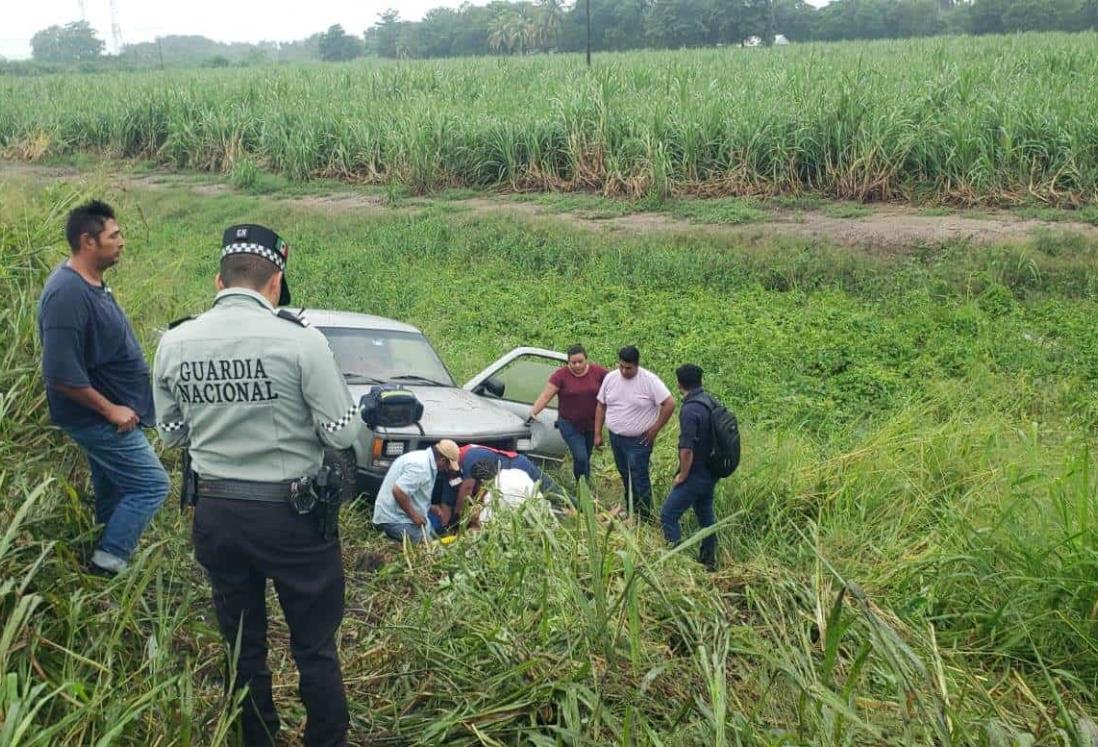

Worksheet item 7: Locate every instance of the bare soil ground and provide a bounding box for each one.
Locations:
[452,197,1098,250]
[4,160,1096,250]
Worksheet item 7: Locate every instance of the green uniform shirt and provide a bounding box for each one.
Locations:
[153,288,361,481]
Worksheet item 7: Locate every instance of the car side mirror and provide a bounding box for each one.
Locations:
[476,376,505,398]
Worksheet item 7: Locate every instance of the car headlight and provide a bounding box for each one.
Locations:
[516,438,533,451]
[371,438,406,465]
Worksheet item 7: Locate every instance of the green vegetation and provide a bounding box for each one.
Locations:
[2,173,1097,743]
[1017,204,1098,225]
[822,202,873,219]
[919,206,955,217]
[12,0,1098,75]
[29,21,104,64]
[4,34,1098,206]
[669,197,771,224]
[317,25,364,63]
[510,192,638,219]
[369,0,1098,57]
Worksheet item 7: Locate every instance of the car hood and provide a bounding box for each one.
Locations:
[348,384,528,439]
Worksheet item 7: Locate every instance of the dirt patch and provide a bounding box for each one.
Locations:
[455,197,1098,250]
[4,159,1096,251]
[458,197,549,219]
[117,170,391,214]
[735,205,1097,250]
[0,160,81,179]
[288,193,388,214]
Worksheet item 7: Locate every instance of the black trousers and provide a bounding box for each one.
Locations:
[193,497,348,747]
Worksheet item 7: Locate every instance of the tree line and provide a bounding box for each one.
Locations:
[10,0,1098,73]
[365,0,1098,57]
[16,22,323,70]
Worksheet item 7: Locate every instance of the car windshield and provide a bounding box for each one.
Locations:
[318,327,455,386]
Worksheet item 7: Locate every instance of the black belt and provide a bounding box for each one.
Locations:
[197,478,295,503]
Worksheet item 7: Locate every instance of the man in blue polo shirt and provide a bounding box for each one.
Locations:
[660,364,718,570]
[37,200,170,575]
[439,443,570,529]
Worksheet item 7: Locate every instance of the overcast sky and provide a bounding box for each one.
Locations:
[0,0,497,59]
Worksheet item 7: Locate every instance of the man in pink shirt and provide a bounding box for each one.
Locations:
[594,346,676,521]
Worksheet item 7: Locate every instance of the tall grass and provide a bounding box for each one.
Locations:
[2,177,1097,742]
[4,34,1098,205]
[0,184,244,745]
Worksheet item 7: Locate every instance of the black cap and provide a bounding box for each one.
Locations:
[221,224,291,306]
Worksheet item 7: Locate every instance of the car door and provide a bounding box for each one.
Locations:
[463,347,568,460]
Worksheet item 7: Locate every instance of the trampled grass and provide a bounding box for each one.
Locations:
[2,175,1098,743]
[3,33,1098,206]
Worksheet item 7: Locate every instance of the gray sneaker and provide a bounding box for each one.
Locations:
[90,549,129,575]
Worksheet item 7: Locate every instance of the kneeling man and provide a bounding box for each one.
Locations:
[467,459,547,527]
[373,439,460,542]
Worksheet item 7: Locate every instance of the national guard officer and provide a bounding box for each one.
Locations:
[152,224,362,746]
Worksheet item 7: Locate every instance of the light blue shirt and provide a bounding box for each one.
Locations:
[372,448,438,525]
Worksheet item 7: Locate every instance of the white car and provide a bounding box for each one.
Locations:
[306,309,568,496]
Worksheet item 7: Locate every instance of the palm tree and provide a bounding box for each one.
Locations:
[488,14,516,54]
[490,8,542,56]
[521,16,541,54]
[537,0,565,52]
[506,11,526,54]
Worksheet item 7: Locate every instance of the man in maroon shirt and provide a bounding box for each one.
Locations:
[529,344,609,484]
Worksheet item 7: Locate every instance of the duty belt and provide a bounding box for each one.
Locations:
[196,478,295,503]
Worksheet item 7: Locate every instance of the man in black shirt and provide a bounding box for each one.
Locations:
[659,364,718,570]
[37,200,169,575]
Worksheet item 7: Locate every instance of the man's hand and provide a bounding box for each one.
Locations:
[413,511,428,528]
[55,385,138,433]
[673,471,687,486]
[593,432,603,449]
[642,425,660,446]
[430,504,452,526]
[106,404,139,432]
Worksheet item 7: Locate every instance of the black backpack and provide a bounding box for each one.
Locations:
[694,392,741,479]
[360,385,424,429]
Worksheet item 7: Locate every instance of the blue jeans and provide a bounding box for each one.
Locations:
[62,422,171,561]
[660,468,717,568]
[557,418,595,481]
[609,432,653,520]
[378,522,434,543]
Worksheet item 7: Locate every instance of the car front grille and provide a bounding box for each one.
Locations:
[417,437,517,452]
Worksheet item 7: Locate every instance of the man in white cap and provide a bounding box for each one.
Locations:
[372,439,461,542]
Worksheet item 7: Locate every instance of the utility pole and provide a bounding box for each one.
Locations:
[109,0,124,55]
[585,0,591,67]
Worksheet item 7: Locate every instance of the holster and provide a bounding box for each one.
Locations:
[180,448,199,512]
[314,463,345,542]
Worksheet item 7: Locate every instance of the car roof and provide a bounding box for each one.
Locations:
[293,309,423,335]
